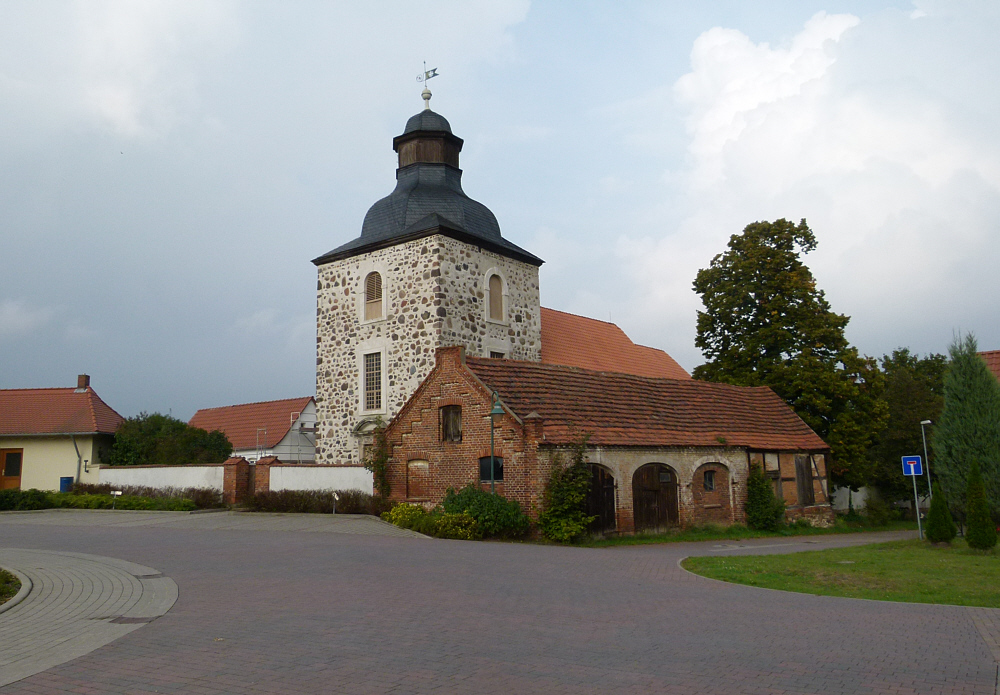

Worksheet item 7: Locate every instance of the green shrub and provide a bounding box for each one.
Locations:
[925,483,957,543]
[73,483,224,509]
[0,568,21,604]
[863,495,897,526]
[381,504,481,540]
[745,463,785,531]
[442,484,530,539]
[332,489,394,516]
[382,503,426,528]
[245,490,335,513]
[965,461,997,550]
[538,442,595,543]
[0,488,53,511]
[48,492,197,511]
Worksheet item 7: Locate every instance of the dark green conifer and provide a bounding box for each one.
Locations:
[925,483,956,543]
[965,461,997,550]
[745,462,785,531]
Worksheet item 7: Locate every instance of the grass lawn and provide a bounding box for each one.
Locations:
[581,520,916,548]
[0,568,20,605]
[682,539,1000,607]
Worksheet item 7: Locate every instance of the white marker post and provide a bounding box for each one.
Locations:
[901,456,923,540]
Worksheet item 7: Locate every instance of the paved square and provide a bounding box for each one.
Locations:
[1,511,996,694]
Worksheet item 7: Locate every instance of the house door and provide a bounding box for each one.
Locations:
[586,464,616,534]
[0,450,23,490]
[632,463,678,531]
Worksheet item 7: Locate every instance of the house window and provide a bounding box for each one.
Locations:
[488,274,503,321]
[489,351,505,359]
[363,352,382,411]
[479,456,503,482]
[703,470,716,492]
[364,272,383,320]
[440,405,462,442]
[795,454,814,506]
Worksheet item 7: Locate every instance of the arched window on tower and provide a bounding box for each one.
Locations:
[488,274,503,321]
[365,272,383,320]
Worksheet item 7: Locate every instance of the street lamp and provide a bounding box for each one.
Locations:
[920,419,932,500]
[489,392,504,494]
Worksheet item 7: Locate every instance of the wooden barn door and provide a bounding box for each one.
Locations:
[586,464,616,534]
[0,450,23,490]
[632,464,678,532]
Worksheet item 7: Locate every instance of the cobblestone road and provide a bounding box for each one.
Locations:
[0,511,996,694]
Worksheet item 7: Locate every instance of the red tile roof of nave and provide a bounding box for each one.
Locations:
[188,397,314,450]
[979,351,1000,382]
[466,357,826,450]
[0,387,123,436]
[539,307,690,380]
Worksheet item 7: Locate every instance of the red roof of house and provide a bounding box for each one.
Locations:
[540,307,690,380]
[979,351,1000,381]
[0,387,124,436]
[188,397,314,450]
[466,357,826,450]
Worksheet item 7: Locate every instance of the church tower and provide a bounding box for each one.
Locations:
[312,94,544,465]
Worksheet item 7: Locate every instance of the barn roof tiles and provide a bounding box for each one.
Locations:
[979,350,1000,381]
[0,386,123,436]
[465,356,827,450]
[540,307,690,380]
[188,397,314,450]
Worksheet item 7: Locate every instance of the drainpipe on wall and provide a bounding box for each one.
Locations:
[71,435,83,485]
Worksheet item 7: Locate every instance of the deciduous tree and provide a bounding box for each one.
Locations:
[692,219,887,488]
[109,413,232,466]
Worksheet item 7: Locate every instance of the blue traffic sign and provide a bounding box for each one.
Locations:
[902,456,923,476]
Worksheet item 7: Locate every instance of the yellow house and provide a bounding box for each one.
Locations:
[0,375,123,492]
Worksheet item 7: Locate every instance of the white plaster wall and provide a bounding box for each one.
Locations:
[315,233,541,464]
[1,436,103,490]
[99,465,225,491]
[831,485,870,511]
[268,465,373,494]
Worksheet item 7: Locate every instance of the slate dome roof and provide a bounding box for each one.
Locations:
[403,109,452,134]
[313,109,542,266]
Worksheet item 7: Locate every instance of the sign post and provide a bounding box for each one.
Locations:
[902,456,923,540]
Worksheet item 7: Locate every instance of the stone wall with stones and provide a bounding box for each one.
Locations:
[315,233,541,464]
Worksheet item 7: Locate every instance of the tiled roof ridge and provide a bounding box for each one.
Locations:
[195,396,313,413]
[467,355,748,389]
[540,305,618,326]
[0,386,80,393]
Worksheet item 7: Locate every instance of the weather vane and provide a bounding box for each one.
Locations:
[416,61,439,109]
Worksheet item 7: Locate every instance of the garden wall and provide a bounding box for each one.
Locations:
[260,463,373,494]
[99,464,225,491]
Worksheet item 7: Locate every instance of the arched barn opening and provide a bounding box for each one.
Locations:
[586,464,616,534]
[632,463,679,531]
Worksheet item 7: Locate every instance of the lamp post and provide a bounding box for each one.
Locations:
[920,419,932,500]
[489,392,504,494]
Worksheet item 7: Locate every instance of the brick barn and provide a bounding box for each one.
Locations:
[384,347,833,533]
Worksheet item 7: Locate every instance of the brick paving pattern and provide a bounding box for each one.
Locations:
[0,512,997,694]
[0,549,177,687]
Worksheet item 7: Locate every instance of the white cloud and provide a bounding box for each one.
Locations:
[0,299,54,340]
[616,7,1000,367]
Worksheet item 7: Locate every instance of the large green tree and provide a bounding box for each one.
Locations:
[692,218,886,488]
[869,349,946,502]
[109,413,233,466]
[932,334,1000,517]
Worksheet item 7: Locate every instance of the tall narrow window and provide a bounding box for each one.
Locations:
[364,352,382,411]
[703,470,716,492]
[440,405,462,442]
[365,272,383,320]
[488,274,503,321]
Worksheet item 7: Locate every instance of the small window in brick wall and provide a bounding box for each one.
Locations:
[489,351,505,359]
[703,470,716,492]
[479,456,503,482]
[440,405,462,442]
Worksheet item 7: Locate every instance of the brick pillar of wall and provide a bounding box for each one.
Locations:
[255,456,276,496]
[223,457,251,505]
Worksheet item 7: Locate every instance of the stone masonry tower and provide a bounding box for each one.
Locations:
[312,98,544,465]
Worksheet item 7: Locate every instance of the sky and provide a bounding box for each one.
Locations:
[2,0,998,420]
